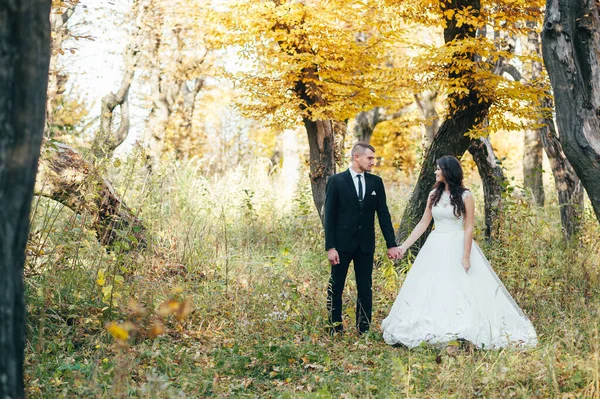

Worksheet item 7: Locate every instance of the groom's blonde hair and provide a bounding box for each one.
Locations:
[351,142,375,157]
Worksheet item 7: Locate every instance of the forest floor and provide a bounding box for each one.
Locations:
[24,161,600,398]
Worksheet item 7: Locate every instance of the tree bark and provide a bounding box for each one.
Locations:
[397,0,489,248]
[397,98,489,247]
[538,98,584,238]
[303,119,336,223]
[36,141,146,248]
[469,137,507,240]
[541,0,600,224]
[293,63,339,223]
[0,1,51,397]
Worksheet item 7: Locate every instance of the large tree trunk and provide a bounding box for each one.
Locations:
[527,25,582,236]
[397,0,490,248]
[541,0,600,224]
[469,137,507,240]
[0,1,51,397]
[397,99,489,246]
[303,119,336,223]
[539,99,584,238]
[35,142,146,248]
[294,64,339,222]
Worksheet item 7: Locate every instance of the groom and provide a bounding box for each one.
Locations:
[324,142,401,335]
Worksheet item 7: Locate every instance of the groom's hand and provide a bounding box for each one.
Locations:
[387,246,402,260]
[327,248,340,265]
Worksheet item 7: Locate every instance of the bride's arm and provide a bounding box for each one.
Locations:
[399,194,434,253]
[462,192,475,271]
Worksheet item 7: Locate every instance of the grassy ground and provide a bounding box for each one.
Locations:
[24,158,600,398]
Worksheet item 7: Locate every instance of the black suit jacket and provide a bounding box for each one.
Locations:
[324,169,397,253]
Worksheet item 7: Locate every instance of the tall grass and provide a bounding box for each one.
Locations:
[24,155,600,398]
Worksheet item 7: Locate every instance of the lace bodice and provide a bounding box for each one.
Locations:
[431,191,469,234]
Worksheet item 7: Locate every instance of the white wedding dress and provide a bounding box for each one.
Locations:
[381,191,537,349]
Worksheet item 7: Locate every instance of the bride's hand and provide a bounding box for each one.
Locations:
[399,245,407,258]
[462,257,471,273]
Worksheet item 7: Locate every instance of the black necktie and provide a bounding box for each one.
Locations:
[357,175,363,203]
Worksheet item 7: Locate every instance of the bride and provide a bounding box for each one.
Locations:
[381,156,537,349]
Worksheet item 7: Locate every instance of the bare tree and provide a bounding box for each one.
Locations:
[91,42,139,159]
[542,0,600,224]
[0,1,51,397]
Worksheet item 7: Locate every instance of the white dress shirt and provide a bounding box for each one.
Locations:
[348,168,364,200]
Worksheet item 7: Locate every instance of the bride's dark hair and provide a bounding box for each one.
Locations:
[429,156,468,218]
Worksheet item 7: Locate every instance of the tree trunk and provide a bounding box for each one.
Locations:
[414,90,439,152]
[0,1,51,397]
[352,107,384,143]
[523,23,546,206]
[397,0,489,248]
[92,43,139,159]
[145,65,171,168]
[279,128,302,210]
[173,78,204,158]
[46,2,77,131]
[523,129,545,206]
[397,98,489,247]
[541,0,600,224]
[143,24,205,167]
[469,137,507,240]
[538,99,584,238]
[303,119,336,223]
[35,141,146,248]
[351,104,413,143]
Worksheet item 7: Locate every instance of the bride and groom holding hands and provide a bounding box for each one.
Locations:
[324,142,537,349]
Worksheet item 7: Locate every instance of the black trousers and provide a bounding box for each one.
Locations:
[327,249,374,333]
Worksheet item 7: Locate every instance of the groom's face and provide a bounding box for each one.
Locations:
[355,149,376,172]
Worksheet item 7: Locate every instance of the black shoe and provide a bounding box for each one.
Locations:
[326,325,344,336]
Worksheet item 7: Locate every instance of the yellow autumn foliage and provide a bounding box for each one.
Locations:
[210,0,548,143]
